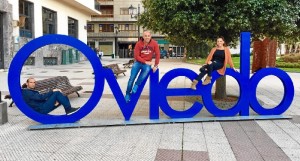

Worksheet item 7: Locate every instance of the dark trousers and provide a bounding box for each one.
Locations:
[39,91,72,114]
[195,61,223,81]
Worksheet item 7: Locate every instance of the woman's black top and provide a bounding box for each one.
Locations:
[212,49,225,63]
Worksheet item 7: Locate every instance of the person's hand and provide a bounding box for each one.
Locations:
[233,67,238,72]
[152,66,158,73]
[53,88,62,92]
[145,61,153,66]
[207,61,212,65]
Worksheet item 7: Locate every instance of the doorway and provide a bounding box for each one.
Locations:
[118,42,135,58]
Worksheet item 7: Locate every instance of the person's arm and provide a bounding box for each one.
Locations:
[151,43,160,72]
[226,48,237,71]
[154,43,160,67]
[226,48,234,68]
[205,48,215,64]
[25,89,53,101]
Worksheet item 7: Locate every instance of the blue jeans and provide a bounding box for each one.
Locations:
[39,91,72,114]
[196,61,223,81]
[126,61,151,95]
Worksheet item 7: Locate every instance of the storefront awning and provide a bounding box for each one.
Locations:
[157,39,169,44]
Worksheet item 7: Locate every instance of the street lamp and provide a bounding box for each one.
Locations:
[128,4,140,41]
[114,26,119,58]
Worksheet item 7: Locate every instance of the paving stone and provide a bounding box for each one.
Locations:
[1,58,300,161]
[155,149,181,161]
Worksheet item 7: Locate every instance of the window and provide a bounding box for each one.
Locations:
[118,24,137,31]
[94,0,100,11]
[42,7,57,35]
[87,24,94,32]
[120,8,129,15]
[68,17,78,38]
[99,24,114,32]
[19,0,34,38]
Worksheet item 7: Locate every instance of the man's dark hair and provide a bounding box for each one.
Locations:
[26,77,34,83]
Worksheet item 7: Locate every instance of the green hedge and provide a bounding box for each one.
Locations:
[276,62,300,68]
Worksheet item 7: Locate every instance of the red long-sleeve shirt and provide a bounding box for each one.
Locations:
[134,39,160,66]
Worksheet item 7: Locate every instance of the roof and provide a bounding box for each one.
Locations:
[59,0,101,15]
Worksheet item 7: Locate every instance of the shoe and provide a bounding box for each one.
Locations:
[202,76,212,85]
[66,107,80,115]
[132,85,139,94]
[125,94,131,103]
[190,80,198,90]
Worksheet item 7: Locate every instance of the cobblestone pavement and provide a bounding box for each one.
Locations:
[0,57,300,161]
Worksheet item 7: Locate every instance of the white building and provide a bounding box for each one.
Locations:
[0,0,100,69]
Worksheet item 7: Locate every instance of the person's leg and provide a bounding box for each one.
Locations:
[207,61,223,77]
[191,65,208,89]
[195,65,209,81]
[131,63,151,93]
[40,91,72,114]
[203,61,223,85]
[126,62,142,95]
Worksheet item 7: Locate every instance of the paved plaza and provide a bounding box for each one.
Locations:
[1,57,300,161]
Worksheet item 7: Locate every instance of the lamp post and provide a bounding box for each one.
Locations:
[114,26,119,58]
[128,4,140,41]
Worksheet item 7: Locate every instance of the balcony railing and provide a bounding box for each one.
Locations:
[92,14,113,18]
[87,31,165,38]
[96,0,113,5]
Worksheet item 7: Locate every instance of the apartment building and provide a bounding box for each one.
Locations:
[88,0,172,58]
[0,0,100,69]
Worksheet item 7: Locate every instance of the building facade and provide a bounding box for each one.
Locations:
[88,0,175,58]
[0,0,14,70]
[0,0,100,69]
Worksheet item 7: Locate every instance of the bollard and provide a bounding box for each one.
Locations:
[0,102,8,124]
[0,91,8,124]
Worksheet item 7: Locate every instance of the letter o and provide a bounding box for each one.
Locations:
[8,34,105,124]
[201,68,248,116]
[249,68,294,115]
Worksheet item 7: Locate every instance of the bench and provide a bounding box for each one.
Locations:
[104,64,127,78]
[123,59,134,68]
[4,76,82,107]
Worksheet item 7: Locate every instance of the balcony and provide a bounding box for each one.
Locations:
[88,31,165,38]
[96,0,113,5]
[92,14,113,18]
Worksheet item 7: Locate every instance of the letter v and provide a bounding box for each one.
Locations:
[103,68,149,120]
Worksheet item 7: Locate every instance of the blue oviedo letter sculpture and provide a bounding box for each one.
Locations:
[8,32,294,124]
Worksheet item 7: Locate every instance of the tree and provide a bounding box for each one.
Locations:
[139,0,300,99]
[140,0,299,44]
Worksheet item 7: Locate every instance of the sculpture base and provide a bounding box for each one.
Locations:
[28,115,291,130]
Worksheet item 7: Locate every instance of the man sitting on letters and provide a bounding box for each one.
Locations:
[124,30,160,102]
[22,77,79,115]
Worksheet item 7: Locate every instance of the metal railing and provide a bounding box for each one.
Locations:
[88,31,165,38]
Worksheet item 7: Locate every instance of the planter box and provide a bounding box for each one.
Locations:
[0,101,8,124]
